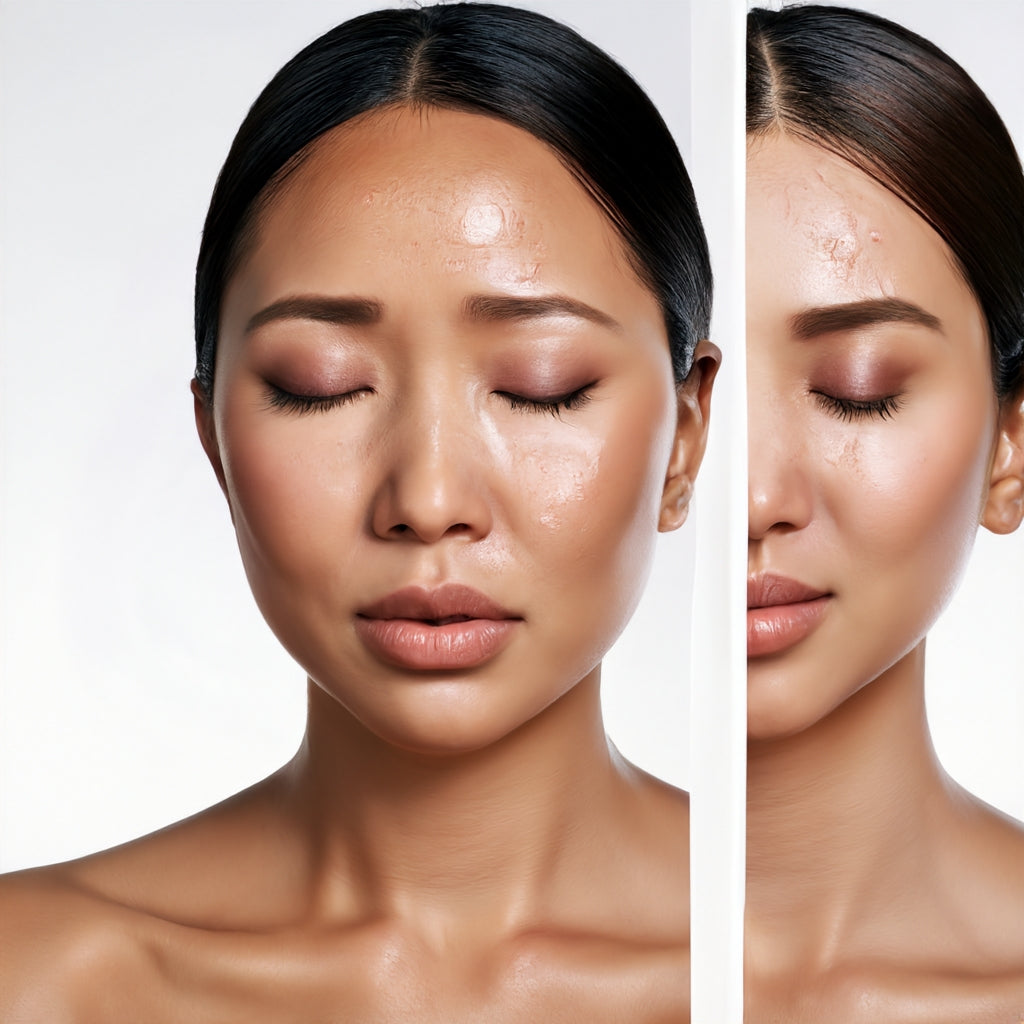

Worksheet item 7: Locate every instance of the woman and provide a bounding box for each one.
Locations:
[0,3,716,1019]
[745,5,1024,1019]
[0,0,698,873]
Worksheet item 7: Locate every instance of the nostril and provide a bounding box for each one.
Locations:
[385,520,474,540]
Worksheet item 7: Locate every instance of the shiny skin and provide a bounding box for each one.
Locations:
[206,106,698,758]
[0,106,715,1021]
[745,132,1024,1021]
[747,132,1001,740]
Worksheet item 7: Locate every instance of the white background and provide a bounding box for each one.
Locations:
[0,0,697,871]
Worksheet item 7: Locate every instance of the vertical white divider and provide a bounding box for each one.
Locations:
[688,0,747,1019]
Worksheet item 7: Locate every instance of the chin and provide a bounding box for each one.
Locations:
[747,702,810,744]
[346,688,551,760]
[746,660,846,743]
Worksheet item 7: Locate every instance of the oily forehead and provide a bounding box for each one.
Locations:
[233,105,633,300]
[746,132,965,309]
[278,109,530,250]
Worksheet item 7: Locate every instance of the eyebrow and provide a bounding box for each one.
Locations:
[789,297,943,340]
[244,296,384,335]
[462,293,621,331]
[243,292,621,336]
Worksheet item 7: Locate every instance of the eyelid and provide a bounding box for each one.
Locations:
[810,389,903,422]
[265,382,372,414]
[495,383,596,418]
[264,380,597,417]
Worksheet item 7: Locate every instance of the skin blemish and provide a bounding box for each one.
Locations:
[747,131,997,745]
[827,232,859,267]
[535,460,599,529]
[516,261,542,286]
[827,435,863,476]
[460,203,509,245]
[807,206,862,279]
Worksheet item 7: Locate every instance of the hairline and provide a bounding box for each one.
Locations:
[207,100,673,399]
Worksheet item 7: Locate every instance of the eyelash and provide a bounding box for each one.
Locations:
[496,385,594,417]
[265,384,595,417]
[812,390,903,422]
[266,384,370,414]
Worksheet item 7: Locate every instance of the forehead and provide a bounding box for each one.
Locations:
[234,105,636,296]
[746,132,975,315]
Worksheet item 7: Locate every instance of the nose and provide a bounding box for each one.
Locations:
[747,385,814,541]
[370,389,493,544]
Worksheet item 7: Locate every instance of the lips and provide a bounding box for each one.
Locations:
[359,584,515,623]
[747,573,831,658]
[355,584,521,671]
[747,574,828,610]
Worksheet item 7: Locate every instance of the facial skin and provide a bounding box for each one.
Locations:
[746,131,1006,740]
[196,106,713,758]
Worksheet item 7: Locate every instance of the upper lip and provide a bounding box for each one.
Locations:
[747,573,829,610]
[358,584,519,623]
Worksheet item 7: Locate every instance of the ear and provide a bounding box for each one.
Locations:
[981,390,1024,535]
[659,339,721,532]
[191,377,229,500]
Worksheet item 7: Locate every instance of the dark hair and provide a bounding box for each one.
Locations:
[194,2,711,396]
[748,5,1024,399]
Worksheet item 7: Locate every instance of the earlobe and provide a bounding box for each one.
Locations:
[191,378,229,499]
[981,392,1024,535]
[658,340,721,533]
[659,477,694,532]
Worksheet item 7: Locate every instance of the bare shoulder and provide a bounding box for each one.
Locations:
[0,865,160,1021]
[600,757,690,944]
[751,949,1024,1024]
[620,759,690,873]
[957,791,1024,963]
[850,795,1024,1023]
[614,752,689,830]
[0,774,290,1019]
[825,959,1024,1024]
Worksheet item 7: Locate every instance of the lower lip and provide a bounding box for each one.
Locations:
[354,618,518,671]
[747,597,830,658]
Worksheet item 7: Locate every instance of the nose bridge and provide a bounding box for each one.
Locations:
[747,374,813,539]
[372,371,491,543]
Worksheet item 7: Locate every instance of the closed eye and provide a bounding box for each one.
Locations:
[265,383,373,415]
[811,390,903,422]
[495,384,595,418]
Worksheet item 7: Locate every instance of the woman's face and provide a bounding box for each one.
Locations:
[199,106,709,756]
[746,132,1000,740]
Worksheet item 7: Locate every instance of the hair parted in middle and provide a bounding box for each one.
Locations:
[195,2,712,398]
[748,4,1024,399]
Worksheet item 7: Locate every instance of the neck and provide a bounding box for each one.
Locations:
[278,669,627,932]
[745,642,958,966]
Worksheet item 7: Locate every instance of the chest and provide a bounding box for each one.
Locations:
[82,928,690,1024]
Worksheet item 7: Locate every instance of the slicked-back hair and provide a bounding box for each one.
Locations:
[194,3,711,397]
[748,5,1024,399]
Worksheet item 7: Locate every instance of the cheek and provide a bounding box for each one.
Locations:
[218,405,368,594]
[824,388,995,608]
[500,393,674,615]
